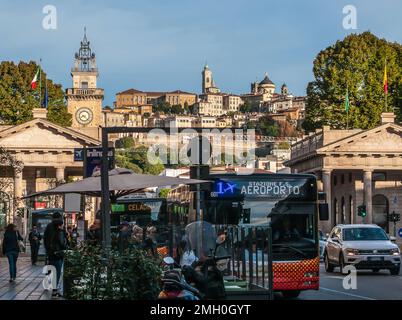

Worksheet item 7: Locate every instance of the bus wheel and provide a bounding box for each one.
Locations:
[324,253,334,272]
[281,290,301,299]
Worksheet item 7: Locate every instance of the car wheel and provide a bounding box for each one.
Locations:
[281,290,301,299]
[390,267,400,276]
[339,254,348,275]
[324,253,334,272]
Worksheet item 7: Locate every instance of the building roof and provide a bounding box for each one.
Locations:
[259,73,275,86]
[167,90,196,95]
[117,88,144,95]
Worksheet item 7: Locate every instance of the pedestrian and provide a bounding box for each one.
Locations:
[117,221,132,253]
[44,212,63,263]
[28,224,42,266]
[2,224,24,283]
[46,219,67,298]
[86,219,102,246]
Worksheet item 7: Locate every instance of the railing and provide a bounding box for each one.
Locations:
[290,132,323,159]
[66,88,104,96]
[216,225,273,298]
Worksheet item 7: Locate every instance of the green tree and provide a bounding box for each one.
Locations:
[158,188,171,198]
[0,60,72,126]
[171,104,183,114]
[115,136,135,149]
[240,101,253,113]
[277,141,290,149]
[303,32,402,132]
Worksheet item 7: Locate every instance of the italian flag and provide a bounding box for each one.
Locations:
[31,67,40,89]
[383,64,388,95]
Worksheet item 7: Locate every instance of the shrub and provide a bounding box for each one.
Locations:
[64,244,162,300]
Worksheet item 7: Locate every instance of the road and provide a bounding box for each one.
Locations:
[276,262,402,300]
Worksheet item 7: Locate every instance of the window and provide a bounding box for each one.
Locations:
[81,81,88,89]
[341,174,345,184]
[36,168,47,179]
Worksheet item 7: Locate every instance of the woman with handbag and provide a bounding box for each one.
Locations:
[2,224,24,283]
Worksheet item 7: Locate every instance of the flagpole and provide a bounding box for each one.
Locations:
[384,59,388,113]
[39,58,42,108]
[345,85,349,130]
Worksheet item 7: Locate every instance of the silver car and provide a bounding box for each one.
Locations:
[324,224,401,275]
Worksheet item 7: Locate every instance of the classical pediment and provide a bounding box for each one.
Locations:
[318,123,402,154]
[0,118,100,150]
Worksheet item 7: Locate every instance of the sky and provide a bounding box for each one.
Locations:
[0,0,401,106]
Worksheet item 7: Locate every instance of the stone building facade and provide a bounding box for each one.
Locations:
[284,113,402,241]
[0,109,100,231]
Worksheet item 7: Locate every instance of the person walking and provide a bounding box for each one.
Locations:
[46,220,67,297]
[2,224,24,283]
[28,224,42,266]
[44,212,67,298]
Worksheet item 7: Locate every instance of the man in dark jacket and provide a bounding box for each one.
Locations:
[43,212,67,297]
[28,225,42,266]
[86,219,102,246]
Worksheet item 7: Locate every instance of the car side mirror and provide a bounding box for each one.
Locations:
[319,203,329,221]
[390,236,396,242]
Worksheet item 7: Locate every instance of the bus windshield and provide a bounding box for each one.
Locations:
[204,175,318,260]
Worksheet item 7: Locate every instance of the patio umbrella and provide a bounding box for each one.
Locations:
[23,168,209,200]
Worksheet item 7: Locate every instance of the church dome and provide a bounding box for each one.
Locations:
[259,73,274,86]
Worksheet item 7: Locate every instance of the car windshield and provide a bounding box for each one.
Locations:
[343,227,389,241]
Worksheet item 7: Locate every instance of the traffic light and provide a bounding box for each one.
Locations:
[357,205,367,217]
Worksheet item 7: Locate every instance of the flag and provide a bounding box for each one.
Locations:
[383,64,388,94]
[42,87,48,108]
[344,88,349,112]
[31,67,40,89]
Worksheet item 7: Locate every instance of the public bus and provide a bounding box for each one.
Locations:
[167,172,329,298]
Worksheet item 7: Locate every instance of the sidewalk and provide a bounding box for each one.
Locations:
[0,256,52,300]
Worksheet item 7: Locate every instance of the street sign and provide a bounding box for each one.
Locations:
[74,148,84,161]
[85,147,115,178]
[398,228,402,238]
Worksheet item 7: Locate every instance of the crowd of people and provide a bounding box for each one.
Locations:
[1,212,80,298]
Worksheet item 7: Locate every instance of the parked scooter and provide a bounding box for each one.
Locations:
[182,233,231,300]
[158,257,201,300]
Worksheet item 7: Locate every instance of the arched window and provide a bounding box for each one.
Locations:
[341,197,346,224]
[372,194,389,232]
[349,196,354,224]
[333,198,338,226]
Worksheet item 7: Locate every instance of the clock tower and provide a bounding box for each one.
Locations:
[66,28,104,129]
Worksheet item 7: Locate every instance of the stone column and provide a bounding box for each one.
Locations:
[13,168,23,225]
[55,166,65,183]
[322,169,332,231]
[363,170,373,224]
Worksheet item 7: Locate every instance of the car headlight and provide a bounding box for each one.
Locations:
[390,248,400,256]
[345,248,359,256]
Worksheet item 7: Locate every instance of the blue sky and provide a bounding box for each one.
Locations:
[0,0,401,106]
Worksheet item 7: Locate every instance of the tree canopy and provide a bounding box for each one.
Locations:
[0,60,72,126]
[303,32,402,132]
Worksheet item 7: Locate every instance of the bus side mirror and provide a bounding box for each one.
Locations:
[319,203,329,221]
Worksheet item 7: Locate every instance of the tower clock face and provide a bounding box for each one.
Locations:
[76,107,93,125]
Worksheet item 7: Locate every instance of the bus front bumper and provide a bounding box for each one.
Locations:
[273,258,320,291]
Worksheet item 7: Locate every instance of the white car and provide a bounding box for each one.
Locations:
[318,230,326,260]
[324,224,401,275]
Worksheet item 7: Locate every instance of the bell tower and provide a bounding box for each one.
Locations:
[202,63,212,94]
[66,28,104,129]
